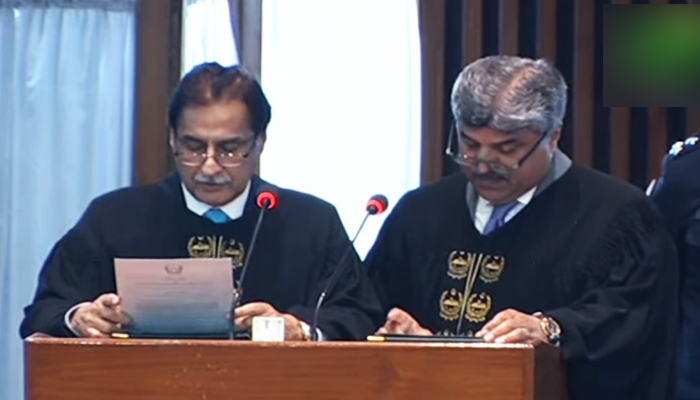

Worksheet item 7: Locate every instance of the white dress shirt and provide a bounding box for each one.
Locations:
[181,180,250,220]
[474,186,537,234]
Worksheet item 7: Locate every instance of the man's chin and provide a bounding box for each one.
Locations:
[472,181,513,204]
[194,186,236,206]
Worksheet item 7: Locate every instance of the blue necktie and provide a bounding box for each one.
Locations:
[483,201,519,235]
[204,208,231,224]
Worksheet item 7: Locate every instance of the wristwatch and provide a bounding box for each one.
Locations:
[298,320,311,341]
[533,312,561,345]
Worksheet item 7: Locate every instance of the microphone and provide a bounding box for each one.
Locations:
[229,184,279,339]
[309,194,389,341]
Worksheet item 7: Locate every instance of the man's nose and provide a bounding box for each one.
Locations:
[200,145,223,175]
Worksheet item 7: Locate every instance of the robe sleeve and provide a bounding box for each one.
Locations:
[19,201,112,338]
[288,206,384,340]
[544,198,678,397]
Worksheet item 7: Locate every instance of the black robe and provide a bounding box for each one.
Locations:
[20,174,382,340]
[366,164,678,400]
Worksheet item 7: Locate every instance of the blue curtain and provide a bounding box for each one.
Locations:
[0,1,135,398]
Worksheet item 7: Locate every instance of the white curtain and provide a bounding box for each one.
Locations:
[260,0,422,258]
[182,0,238,75]
[0,1,135,399]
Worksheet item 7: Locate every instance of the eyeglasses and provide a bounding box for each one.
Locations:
[445,124,549,179]
[173,135,258,168]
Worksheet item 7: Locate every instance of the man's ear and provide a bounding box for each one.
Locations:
[169,130,176,150]
[256,132,267,154]
[548,128,562,150]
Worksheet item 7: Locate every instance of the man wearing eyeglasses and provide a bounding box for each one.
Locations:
[366,55,677,400]
[20,63,382,341]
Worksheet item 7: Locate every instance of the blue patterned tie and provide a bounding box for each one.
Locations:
[204,208,231,224]
[483,201,519,235]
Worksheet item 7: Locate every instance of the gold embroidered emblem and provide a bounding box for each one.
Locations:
[222,239,245,269]
[480,255,505,283]
[448,251,472,279]
[440,288,464,321]
[465,292,492,323]
[188,236,214,258]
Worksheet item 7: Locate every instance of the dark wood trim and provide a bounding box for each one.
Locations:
[462,0,483,65]
[499,0,519,55]
[419,0,447,184]
[167,0,183,174]
[689,107,700,134]
[168,0,183,91]
[610,107,631,179]
[538,0,557,61]
[572,0,594,166]
[229,0,263,79]
[609,0,632,181]
[133,0,182,185]
[648,107,668,179]
[606,0,630,180]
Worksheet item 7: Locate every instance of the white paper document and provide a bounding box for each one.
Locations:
[115,258,234,337]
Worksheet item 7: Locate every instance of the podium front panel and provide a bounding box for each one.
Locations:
[25,337,566,400]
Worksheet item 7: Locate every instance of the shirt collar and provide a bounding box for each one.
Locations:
[181,180,251,220]
[476,185,537,212]
[515,185,536,206]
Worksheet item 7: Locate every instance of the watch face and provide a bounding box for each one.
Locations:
[545,318,561,338]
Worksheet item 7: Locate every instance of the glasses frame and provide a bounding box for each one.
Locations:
[173,134,258,168]
[444,123,549,177]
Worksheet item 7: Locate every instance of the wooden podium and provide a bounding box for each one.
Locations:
[25,335,567,400]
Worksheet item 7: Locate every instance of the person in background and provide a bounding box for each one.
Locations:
[652,131,700,400]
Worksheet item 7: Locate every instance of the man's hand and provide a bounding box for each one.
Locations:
[376,308,432,335]
[475,309,548,344]
[234,302,306,341]
[70,294,132,338]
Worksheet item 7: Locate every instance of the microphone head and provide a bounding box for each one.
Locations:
[256,186,279,210]
[366,194,389,215]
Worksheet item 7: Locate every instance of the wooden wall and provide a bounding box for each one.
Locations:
[132,0,182,185]
[420,0,700,188]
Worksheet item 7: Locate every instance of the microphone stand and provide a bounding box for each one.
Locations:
[229,198,271,340]
[309,210,374,341]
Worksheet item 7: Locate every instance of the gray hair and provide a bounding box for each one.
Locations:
[450,55,568,136]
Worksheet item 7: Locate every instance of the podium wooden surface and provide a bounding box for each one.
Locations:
[25,334,567,400]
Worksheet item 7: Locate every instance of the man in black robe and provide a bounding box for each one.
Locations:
[20,63,381,341]
[651,132,700,400]
[366,55,678,400]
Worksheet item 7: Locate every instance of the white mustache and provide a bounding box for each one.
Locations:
[194,174,232,185]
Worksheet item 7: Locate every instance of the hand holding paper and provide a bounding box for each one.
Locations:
[70,294,132,338]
